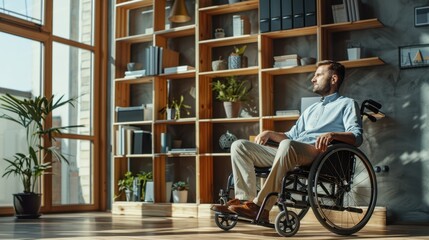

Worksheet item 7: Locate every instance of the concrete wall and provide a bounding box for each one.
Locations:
[331,0,429,223]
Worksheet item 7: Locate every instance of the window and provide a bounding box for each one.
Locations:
[0,0,44,25]
[0,0,106,214]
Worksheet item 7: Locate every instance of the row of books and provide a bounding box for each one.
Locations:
[116,126,152,155]
[332,0,361,23]
[273,54,300,68]
[123,46,179,78]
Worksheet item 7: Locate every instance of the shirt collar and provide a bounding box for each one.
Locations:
[321,92,340,105]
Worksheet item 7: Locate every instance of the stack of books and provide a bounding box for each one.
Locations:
[164,65,195,74]
[124,70,146,79]
[332,0,361,23]
[273,54,301,68]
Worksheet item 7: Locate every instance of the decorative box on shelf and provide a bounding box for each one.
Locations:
[116,104,153,122]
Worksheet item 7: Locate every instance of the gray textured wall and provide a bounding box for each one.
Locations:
[272,0,429,224]
[337,0,429,223]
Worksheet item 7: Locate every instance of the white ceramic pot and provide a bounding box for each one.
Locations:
[172,190,188,203]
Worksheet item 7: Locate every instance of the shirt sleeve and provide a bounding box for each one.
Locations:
[343,100,363,146]
[285,114,305,140]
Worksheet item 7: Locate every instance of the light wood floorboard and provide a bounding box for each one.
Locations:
[0,212,428,239]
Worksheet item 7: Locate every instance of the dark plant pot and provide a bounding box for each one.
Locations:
[13,193,42,219]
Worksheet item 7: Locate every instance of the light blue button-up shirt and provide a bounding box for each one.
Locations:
[285,92,363,146]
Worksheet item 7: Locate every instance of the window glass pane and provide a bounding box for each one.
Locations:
[52,139,93,205]
[0,0,43,25]
[0,32,42,93]
[0,33,42,206]
[0,94,26,206]
[53,0,94,45]
[52,42,93,135]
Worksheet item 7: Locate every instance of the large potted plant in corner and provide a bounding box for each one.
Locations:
[0,93,82,219]
[212,76,252,118]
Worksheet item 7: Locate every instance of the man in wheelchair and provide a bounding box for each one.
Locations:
[211,60,363,223]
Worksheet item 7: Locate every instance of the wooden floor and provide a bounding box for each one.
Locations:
[0,212,428,239]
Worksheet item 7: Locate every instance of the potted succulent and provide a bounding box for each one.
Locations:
[211,76,252,118]
[0,93,82,218]
[172,180,189,203]
[228,45,247,69]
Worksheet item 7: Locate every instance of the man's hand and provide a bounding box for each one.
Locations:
[315,132,335,152]
[254,131,271,145]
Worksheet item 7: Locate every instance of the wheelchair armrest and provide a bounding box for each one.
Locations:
[265,139,279,147]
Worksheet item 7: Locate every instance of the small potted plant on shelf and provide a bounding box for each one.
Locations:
[228,45,247,69]
[160,95,191,120]
[172,180,189,203]
[117,171,135,202]
[0,93,82,218]
[211,76,252,118]
[138,171,153,202]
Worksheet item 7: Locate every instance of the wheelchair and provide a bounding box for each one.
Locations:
[213,99,382,237]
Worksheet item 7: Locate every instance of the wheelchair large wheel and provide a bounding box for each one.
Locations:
[214,212,238,231]
[308,144,377,236]
[274,210,300,237]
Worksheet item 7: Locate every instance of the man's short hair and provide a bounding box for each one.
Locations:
[317,60,345,87]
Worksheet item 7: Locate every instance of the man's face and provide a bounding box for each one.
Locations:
[311,65,333,96]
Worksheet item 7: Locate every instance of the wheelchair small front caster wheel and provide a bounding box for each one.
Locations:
[214,212,238,231]
[275,210,300,237]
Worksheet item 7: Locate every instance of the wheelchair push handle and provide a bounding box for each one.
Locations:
[360,99,382,122]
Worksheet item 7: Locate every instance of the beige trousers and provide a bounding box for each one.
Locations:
[230,139,320,210]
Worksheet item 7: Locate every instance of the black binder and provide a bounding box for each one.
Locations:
[133,130,152,154]
[281,0,293,30]
[292,0,304,28]
[260,0,271,32]
[304,0,316,26]
[270,0,282,31]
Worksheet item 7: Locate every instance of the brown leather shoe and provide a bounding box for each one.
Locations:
[210,198,241,214]
[228,202,269,222]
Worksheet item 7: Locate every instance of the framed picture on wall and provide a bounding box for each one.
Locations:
[399,44,429,69]
[415,6,429,27]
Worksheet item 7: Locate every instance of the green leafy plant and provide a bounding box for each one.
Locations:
[137,170,153,200]
[171,95,191,119]
[231,45,247,56]
[172,181,189,191]
[211,76,252,102]
[117,171,134,193]
[0,93,82,193]
[159,95,191,120]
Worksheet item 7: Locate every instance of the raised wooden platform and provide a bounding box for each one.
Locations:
[112,202,386,228]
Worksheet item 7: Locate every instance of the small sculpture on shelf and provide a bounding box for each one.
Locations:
[212,56,227,71]
[219,130,238,151]
[214,28,225,38]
